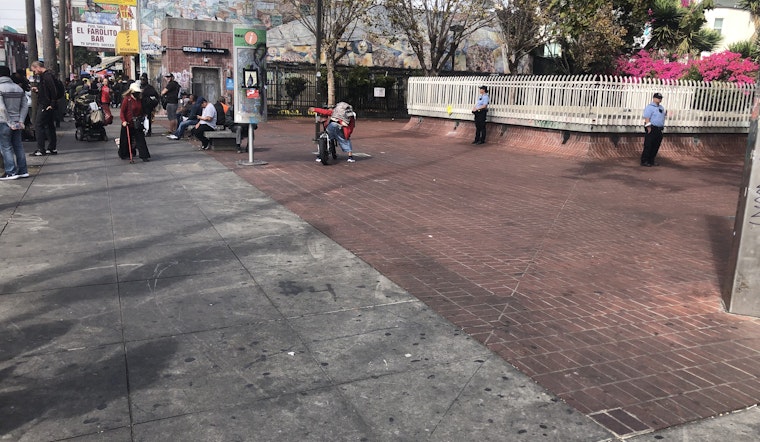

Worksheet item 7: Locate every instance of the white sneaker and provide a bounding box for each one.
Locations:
[315,157,322,162]
[0,174,19,180]
[347,157,355,163]
[17,173,30,178]
[167,134,179,140]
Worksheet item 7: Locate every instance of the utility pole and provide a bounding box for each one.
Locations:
[25,0,38,62]
[59,0,70,79]
[40,0,57,73]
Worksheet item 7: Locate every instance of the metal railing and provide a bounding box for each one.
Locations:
[407,75,758,133]
[265,63,411,119]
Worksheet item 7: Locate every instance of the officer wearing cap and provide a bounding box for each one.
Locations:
[641,92,666,167]
[472,85,489,144]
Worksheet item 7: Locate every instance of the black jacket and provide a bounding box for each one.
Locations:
[37,70,58,109]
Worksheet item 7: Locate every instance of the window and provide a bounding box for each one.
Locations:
[714,18,724,35]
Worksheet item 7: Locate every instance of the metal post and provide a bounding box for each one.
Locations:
[314,0,322,142]
[724,97,760,317]
[248,123,254,163]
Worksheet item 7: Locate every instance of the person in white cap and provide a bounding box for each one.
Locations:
[118,82,151,162]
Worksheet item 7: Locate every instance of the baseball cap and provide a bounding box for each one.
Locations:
[653,92,663,99]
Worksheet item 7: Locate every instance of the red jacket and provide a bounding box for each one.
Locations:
[120,95,143,128]
[101,84,111,105]
[313,107,355,139]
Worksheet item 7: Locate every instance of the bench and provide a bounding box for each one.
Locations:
[205,128,240,151]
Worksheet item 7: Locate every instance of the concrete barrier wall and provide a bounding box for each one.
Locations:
[403,117,747,159]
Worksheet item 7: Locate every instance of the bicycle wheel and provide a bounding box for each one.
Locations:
[318,134,329,165]
[330,139,337,159]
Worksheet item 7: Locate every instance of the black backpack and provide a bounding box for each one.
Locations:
[51,74,65,100]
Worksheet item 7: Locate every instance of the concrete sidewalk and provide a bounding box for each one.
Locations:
[0,116,758,441]
[0,119,604,441]
[211,117,760,440]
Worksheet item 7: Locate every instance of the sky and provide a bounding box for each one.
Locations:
[1,3,33,33]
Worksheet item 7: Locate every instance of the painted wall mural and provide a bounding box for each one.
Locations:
[139,0,508,73]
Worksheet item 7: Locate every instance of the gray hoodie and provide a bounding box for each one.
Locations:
[0,76,29,127]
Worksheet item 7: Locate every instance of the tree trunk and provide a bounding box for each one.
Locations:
[326,53,336,107]
[40,0,57,72]
[59,0,69,80]
[25,0,38,62]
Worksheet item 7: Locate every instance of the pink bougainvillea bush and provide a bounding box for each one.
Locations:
[616,50,759,83]
[695,51,759,83]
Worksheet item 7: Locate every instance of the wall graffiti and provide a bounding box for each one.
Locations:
[140,0,510,73]
[750,185,760,226]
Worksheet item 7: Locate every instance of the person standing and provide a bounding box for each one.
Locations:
[30,61,58,156]
[193,97,217,150]
[118,82,150,162]
[160,73,180,134]
[641,92,666,167]
[472,85,489,144]
[11,69,31,93]
[139,74,159,136]
[100,78,111,106]
[0,65,30,180]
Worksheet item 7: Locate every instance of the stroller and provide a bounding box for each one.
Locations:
[73,92,109,141]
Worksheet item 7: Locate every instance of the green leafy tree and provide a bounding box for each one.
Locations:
[546,0,629,74]
[739,0,760,40]
[72,46,101,71]
[284,76,309,108]
[383,0,493,76]
[645,0,721,57]
[346,66,371,106]
[728,39,760,60]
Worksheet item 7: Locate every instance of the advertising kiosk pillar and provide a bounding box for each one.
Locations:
[233,26,267,166]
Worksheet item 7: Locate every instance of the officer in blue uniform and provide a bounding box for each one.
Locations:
[472,85,489,144]
[641,92,666,167]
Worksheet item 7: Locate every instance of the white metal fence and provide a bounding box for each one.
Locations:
[407,75,757,133]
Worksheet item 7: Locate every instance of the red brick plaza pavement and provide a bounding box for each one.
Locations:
[199,117,760,438]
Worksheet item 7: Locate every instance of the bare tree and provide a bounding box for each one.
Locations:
[287,0,376,106]
[494,0,549,74]
[384,0,494,76]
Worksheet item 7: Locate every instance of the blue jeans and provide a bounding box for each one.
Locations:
[174,118,198,138]
[326,121,352,152]
[0,124,28,176]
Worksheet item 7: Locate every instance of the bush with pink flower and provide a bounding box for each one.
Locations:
[616,50,759,83]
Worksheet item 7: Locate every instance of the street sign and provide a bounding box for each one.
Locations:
[116,30,139,55]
